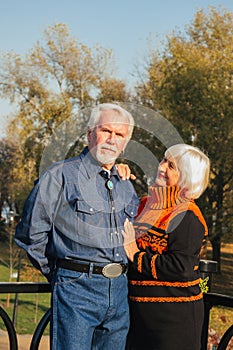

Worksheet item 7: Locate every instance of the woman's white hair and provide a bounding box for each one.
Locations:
[165,144,210,199]
[87,103,135,139]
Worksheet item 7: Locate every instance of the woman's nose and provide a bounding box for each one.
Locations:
[159,162,167,172]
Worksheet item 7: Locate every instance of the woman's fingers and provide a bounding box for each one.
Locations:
[122,219,140,262]
[123,219,135,242]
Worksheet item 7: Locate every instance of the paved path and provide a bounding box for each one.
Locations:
[0,331,49,349]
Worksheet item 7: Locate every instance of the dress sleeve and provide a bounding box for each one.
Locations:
[133,210,206,281]
[14,170,62,280]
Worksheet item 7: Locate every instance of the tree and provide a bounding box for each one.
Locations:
[0,23,115,187]
[136,6,233,266]
[0,139,22,217]
[97,77,131,103]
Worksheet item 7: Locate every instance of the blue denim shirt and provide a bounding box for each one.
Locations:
[15,147,139,279]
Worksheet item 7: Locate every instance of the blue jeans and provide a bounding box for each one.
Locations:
[50,265,129,350]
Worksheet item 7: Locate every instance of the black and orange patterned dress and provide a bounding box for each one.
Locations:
[126,185,208,350]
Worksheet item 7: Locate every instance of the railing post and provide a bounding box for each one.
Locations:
[12,252,22,328]
[199,259,218,293]
[199,259,218,350]
[0,306,18,350]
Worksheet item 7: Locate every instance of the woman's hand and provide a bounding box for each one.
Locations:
[122,218,140,262]
[116,163,136,181]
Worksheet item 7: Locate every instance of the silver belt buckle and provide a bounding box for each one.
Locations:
[102,263,123,278]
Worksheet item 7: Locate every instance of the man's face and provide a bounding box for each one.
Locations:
[87,109,130,170]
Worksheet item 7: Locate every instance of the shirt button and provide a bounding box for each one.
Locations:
[90,208,93,212]
[116,253,119,257]
[131,212,134,215]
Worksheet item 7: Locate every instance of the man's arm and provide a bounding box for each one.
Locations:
[14,170,62,281]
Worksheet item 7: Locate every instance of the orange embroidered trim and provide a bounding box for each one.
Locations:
[129,292,203,303]
[129,278,201,287]
[137,252,146,273]
[151,255,158,279]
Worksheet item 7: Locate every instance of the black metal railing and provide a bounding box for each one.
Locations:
[202,292,233,350]
[199,260,233,350]
[0,261,232,350]
[0,282,51,350]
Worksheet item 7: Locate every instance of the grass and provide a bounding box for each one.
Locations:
[0,262,50,334]
[0,293,50,334]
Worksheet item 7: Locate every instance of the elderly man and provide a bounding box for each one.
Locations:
[15,103,139,350]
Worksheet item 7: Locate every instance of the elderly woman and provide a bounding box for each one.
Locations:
[122,144,210,350]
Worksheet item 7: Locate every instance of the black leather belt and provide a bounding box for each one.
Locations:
[57,259,128,278]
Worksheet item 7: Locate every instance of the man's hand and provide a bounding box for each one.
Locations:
[116,163,136,181]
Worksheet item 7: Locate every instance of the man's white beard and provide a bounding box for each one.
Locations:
[95,144,119,165]
[96,151,118,165]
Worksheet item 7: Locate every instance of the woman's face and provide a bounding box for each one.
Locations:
[155,156,180,187]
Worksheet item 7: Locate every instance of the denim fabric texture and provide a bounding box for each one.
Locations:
[51,267,130,350]
[15,147,139,279]
[15,146,139,349]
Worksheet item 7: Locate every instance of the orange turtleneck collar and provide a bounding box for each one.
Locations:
[136,185,208,237]
[148,185,189,210]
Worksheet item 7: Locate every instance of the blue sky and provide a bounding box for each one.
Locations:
[1,0,233,136]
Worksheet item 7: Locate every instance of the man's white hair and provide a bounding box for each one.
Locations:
[87,103,135,139]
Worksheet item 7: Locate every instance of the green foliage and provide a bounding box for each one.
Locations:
[0,139,22,214]
[0,220,8,242]
[136,6,233,263]
[0,23,117,216]
[97,77,131,103]
[0,8,232,266]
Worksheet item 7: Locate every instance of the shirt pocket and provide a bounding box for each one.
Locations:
[74,200,110,247]
[76,200,102,214]
[75,200,104,230]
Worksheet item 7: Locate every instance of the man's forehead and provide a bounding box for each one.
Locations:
[97,110,129,126]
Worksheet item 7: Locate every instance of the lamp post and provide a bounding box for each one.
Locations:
[6,210,15,308]
[12,251,21,328]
